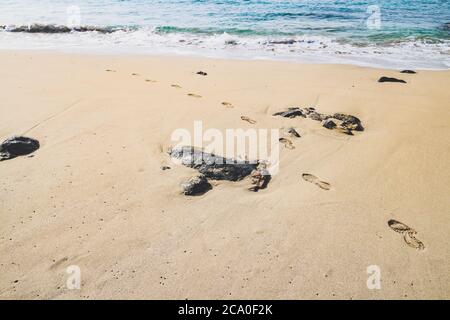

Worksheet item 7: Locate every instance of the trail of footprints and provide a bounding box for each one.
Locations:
[102,68,426,252]
[105,68,340,195]
[104,68,238,111]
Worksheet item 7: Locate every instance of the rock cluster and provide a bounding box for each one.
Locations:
[1,24,118,34]
[273,107,364,135]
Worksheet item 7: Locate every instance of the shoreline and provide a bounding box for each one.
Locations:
[0,51,449,299]
[0,38,449,71]
[1,48,450,72]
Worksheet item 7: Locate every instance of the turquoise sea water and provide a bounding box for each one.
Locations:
[0,0,449,68]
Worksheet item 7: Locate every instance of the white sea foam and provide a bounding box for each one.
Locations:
[0,28,448,70]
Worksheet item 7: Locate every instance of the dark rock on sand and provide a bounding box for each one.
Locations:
[378,76,406,83]
[273,107,305,118]
[306,110,327,121]
[273,106,326,121]
[287,128,301,138]
[171,146,271,194]
[196,71,208,76]
[181,174,212,196]
[331,113,364,132]
[298,107,327,121]
[301,107,316,114]
[318,113,364,135]
[273,106,363,135]
[0,136,40,161]
[249,165,271,192]
[170,146,257,181]
[400,70,417,74]
[161,166,171,171]
[322,119,337,130]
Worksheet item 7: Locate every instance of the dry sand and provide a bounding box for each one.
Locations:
[0,51,449,299]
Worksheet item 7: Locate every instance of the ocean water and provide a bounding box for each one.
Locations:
[0,0,449,69]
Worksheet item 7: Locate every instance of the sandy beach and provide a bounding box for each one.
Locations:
[0,51,449,299]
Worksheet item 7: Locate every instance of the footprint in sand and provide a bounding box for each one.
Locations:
[222,102,233,108]
[105,69,116,72]
[131,73,139,76]
[388,219,425,250]
[188,93,202,98]
[279,138,295,149]
[302,173,331,190]
[241,116,256,124]
[403,232,425,250]
[171,84,182,88]
[388,219,413,233]
[145,79,157,83]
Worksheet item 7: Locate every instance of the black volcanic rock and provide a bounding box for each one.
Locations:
[249,166,271,192]
[2,24,118,34]
[378,76,406,83]
[273,107,305,118]
[331,113,364,132]
[170,146,271,195]
[0,136,40,161]
[306,110,327,121]
[170,146,258,181]
[400,70,417,74]
[322,119,337,129]
[181,174,212,196]
[272,106,364,135]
